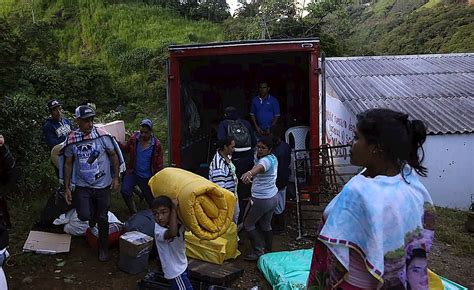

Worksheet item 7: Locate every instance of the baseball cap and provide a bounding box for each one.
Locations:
[47,99,62,111]
[75,105,96,119]
[140,119,153,130]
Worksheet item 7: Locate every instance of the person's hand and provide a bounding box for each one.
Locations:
[241,171,253,185]
[111,177,120,191]
[0,135,4,147]
[172,198,179,208]
[64,187,72,205]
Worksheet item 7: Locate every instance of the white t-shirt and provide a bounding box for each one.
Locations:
[251,154,278,199]
[154,223,187,279]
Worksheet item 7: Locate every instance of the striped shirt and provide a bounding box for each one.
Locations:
[209,151,237,194]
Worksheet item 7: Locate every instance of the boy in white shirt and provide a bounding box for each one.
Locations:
[152,196,193,290]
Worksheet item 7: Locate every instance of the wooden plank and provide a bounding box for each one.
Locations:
[188,259,244,286]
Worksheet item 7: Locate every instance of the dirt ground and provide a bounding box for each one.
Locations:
[5,229,473,289]
[4,227,302,289]
[4,202,473,289]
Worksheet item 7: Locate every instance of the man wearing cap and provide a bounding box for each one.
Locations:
[119,119,163,213]
[43,99,73,149]
[35,100,73,231]
[62,105,124,262]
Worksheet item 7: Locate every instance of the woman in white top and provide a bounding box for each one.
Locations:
[241,136,278,261]
[307,108,436,289]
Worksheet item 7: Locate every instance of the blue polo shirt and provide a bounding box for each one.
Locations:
[250,95,280,130]
[135,137,155,179]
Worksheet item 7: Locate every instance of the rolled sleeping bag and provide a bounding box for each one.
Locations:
[148,167,236,240]
[51,143,63,169]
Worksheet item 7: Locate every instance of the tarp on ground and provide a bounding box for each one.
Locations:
[257,249,467,290]
[149,167,236,240]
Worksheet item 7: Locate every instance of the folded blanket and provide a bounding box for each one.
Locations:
[148,168,236,240]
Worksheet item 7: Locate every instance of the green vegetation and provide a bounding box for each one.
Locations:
[346,0,474,55]
[421,0,443,9]
[0,0,223,198]
[0,0,472,200]
[435,207,473,256]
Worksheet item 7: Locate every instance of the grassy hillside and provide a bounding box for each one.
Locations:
[1,0,223,133]
[0,2,224,195]
[346,0,474,55]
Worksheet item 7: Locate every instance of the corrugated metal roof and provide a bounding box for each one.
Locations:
[325,53,474,134]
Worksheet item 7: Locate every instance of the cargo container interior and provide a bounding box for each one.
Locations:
[178,52,311,175]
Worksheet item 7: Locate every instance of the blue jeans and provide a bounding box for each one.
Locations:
[275,187,287,215]
[169,269,193,290]
[121,173,154,207]
[74,186,111,249]
[74,186,110,224]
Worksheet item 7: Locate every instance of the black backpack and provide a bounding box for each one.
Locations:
[227,120,251,148]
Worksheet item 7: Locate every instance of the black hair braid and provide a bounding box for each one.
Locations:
[408,119,428,177]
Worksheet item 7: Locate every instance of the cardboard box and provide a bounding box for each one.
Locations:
[119,251,151,275]
[120,231,153,257]
[96,120,126,143]
[119,231,154,274]
[23,231,71,254]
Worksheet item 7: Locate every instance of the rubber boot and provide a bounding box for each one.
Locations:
[262,230,273,253]
[244,229,265,261]
[272,213,285,235]
[123,195,137,214]
[98,221,110,262]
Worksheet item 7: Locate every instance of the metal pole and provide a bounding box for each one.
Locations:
[293,151,303,240]
[321,51,327,146]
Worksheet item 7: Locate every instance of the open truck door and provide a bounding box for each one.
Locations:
[167,39,321,175]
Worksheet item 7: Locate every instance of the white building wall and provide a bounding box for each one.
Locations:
[324,95,359,183]
[421,134,474,209]
[324,95,474,209]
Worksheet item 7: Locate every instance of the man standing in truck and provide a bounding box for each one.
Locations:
[250,82,280,136]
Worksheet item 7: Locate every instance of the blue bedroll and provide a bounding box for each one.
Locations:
[258,249,467,290]
[257,249,313,290]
